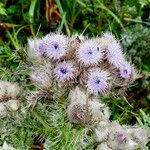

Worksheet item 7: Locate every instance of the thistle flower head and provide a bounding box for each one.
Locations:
[86,68,110,95]
[102,32,126,68]
[119,62,132,79]
[43,33,68,60]
[54,61,78,83]
[76,39,103,66]
[30,62,53,90]
[67,102,87,124]
[106,42,125,68]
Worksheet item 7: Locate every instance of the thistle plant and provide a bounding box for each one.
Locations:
[26,32,148,149]
[0,32,148,149]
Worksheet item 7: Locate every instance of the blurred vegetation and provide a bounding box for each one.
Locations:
[0,0,150,149]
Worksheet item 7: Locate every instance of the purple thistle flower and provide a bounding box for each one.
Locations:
[119,62,132,79]
[86,68,110,95]
[107,42,125,68]
[43,33,68,60]
[54,61,77,82]
[103,32,126,68]
[76,39,103,66]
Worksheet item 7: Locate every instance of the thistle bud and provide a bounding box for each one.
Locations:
[5,99,20,112]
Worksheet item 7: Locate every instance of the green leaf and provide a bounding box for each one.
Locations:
[0,2,7,16]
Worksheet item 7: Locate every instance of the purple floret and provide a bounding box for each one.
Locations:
[86,68,110,95]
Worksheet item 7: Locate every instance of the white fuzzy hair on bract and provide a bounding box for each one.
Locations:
[108,121,138,150]
[27,38,45,62]
[76,39,103,67]
[130,127,148,146]
[0,80,9,100]
[43,33,69,60]
[30,61,53,90]
[89,100,110,122]
[0,80,21,101]
[68,86,88,104]
[67,101,87,124]
[92,97,111,119]
[6,83,21,99]
[94,121,111,142]
[5,99,20,112]
[96,142,112,150]
[67,99,108,124]
[0,103,8,117]
[0,80,21,116]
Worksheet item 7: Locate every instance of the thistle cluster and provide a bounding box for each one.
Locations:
[67,87,148,150]
[27,32,136,96]
[0,80,22,116]
[26,32,148,149]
